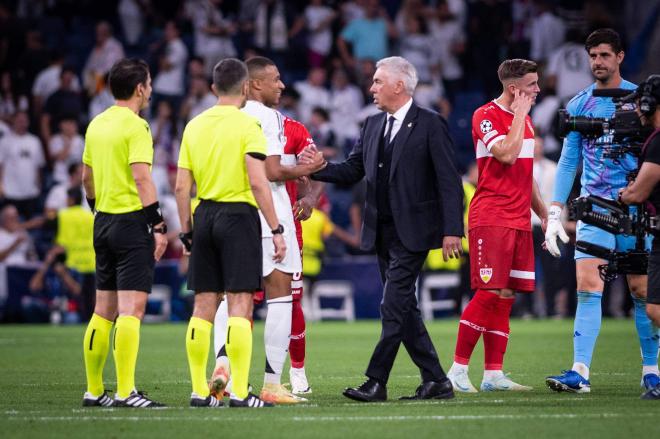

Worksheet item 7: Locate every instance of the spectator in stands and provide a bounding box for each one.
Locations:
[529,0,566,63]
[191,0,237,77]
[49,117,84,184]
[546,28,593,106]
[32,50,81,118]
[82,21,125,96]
[304,0,337,68]
[0,204,34,265]
[329,68,363,148]
[16,30,50,94]
[40,66,83,144]
[294,67,331,125]
[44,163,84,217]
[394,0,427,36]
[88,73,114,120]
[152,21,189,114]
[428,0,465,103]
[150,100,179,193]
[308,107,337,159]
[118,0,146,47]
[399,15,434,84]
[0,111,45,219]
[0,71,29,122]
[179,75,216,123]
[338,0,396,70]
[29,187,95,321]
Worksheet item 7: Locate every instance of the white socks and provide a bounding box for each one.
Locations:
[264,295,292,385]
[213,299,229,366]
[572,362,590,379]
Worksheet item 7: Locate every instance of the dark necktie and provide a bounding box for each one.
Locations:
[384,115,395,145]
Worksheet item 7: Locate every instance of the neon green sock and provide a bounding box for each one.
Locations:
[113,315,141,399]
[83,313,113,396]
[186,317,213,397]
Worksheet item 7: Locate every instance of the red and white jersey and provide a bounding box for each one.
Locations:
[468,100,535,231]
[282,117,316,249]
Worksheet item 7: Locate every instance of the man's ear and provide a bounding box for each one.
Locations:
[211,83,218,97]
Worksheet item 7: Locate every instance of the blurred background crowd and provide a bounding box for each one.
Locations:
[1,0,659,324]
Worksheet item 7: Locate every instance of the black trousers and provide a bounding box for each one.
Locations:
[365,221,446,384]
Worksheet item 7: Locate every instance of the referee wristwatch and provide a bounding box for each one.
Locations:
[152,224,168,234]
[271,224,284,235]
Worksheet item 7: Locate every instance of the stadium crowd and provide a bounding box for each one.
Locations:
[0,0,659,324]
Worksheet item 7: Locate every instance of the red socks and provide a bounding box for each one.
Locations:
[484,296,514,370]
[454,290,515,370]
[454,290,499,364]
[289,300,306,368]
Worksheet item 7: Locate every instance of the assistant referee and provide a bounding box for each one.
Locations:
[81,58,168,408]
[176,58,285,408]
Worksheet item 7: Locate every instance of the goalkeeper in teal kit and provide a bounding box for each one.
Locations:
[544,28,659,393]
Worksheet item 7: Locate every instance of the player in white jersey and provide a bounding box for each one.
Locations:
[211,56,325,404]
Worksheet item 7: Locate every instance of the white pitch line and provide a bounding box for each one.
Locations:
[4,413,657,423]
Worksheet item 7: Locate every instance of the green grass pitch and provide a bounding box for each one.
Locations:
[1,319,659,438]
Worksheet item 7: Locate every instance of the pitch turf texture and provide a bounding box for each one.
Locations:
[1,320,659,439]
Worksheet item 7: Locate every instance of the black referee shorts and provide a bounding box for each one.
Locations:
[188,200,262,293]
[94,211,155,293]
[648,242,660,305]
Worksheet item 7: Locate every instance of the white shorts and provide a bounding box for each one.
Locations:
[262,229,302,276]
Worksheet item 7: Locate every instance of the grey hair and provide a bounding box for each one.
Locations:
[376,56,418,95]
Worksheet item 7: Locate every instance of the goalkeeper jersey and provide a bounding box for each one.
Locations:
[552,79,637,204]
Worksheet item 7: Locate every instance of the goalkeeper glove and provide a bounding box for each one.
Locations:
[544,205,569,257]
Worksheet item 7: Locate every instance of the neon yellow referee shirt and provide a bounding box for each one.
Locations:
[178,105,267,207]
[83,105,153,214]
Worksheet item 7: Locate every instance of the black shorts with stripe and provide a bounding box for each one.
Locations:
[188,200,262,293]
[94,210,155,293]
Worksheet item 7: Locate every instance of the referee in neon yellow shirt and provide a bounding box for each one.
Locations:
[81,58,168,408]
[176,58,285,408]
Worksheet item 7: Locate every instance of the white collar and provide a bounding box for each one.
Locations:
[389,98,413,121]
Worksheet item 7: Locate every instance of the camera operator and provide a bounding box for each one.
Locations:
[619,75,660,347]
[544,29,659,394]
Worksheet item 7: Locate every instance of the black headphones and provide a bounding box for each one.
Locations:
[639,74,660,116]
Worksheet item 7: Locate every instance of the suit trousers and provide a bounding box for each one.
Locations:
[365,220,446,384]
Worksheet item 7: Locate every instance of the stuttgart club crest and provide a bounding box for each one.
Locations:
[480,267,493,283]
[480,119,493,134]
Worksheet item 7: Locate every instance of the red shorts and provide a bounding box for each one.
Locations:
[469,226,535,292]
[253,249,304,304]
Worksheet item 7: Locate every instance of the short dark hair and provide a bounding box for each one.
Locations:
[108,58,150,100]
[67,187,83,206]
[246,56,276,79]
[312,107,329,121]
[67,162,80,177]
[585,28,623,54]
[212,58,248,95]
[497,59,538,83]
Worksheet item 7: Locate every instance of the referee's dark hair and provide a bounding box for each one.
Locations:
[585,28,623,54]
[246,56,276,79]
[108,58,150,100]
[212,58,248,96]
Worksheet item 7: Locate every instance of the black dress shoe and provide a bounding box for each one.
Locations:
[343,378,387,402]
[400,378,455,400]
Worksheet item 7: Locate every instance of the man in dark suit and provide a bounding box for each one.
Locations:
[305,56,464,402]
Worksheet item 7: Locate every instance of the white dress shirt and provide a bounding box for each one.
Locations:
[384,98,413,143]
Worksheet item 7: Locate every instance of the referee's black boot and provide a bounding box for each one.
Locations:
[400,378,455,400]
[343,378,387,402]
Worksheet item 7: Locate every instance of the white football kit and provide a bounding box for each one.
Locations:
[242,100,302,276]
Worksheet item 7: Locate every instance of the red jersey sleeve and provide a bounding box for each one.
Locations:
[284,118,315,156]
[472,106,507,152]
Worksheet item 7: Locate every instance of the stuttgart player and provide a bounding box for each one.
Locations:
[446,59,548,392]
